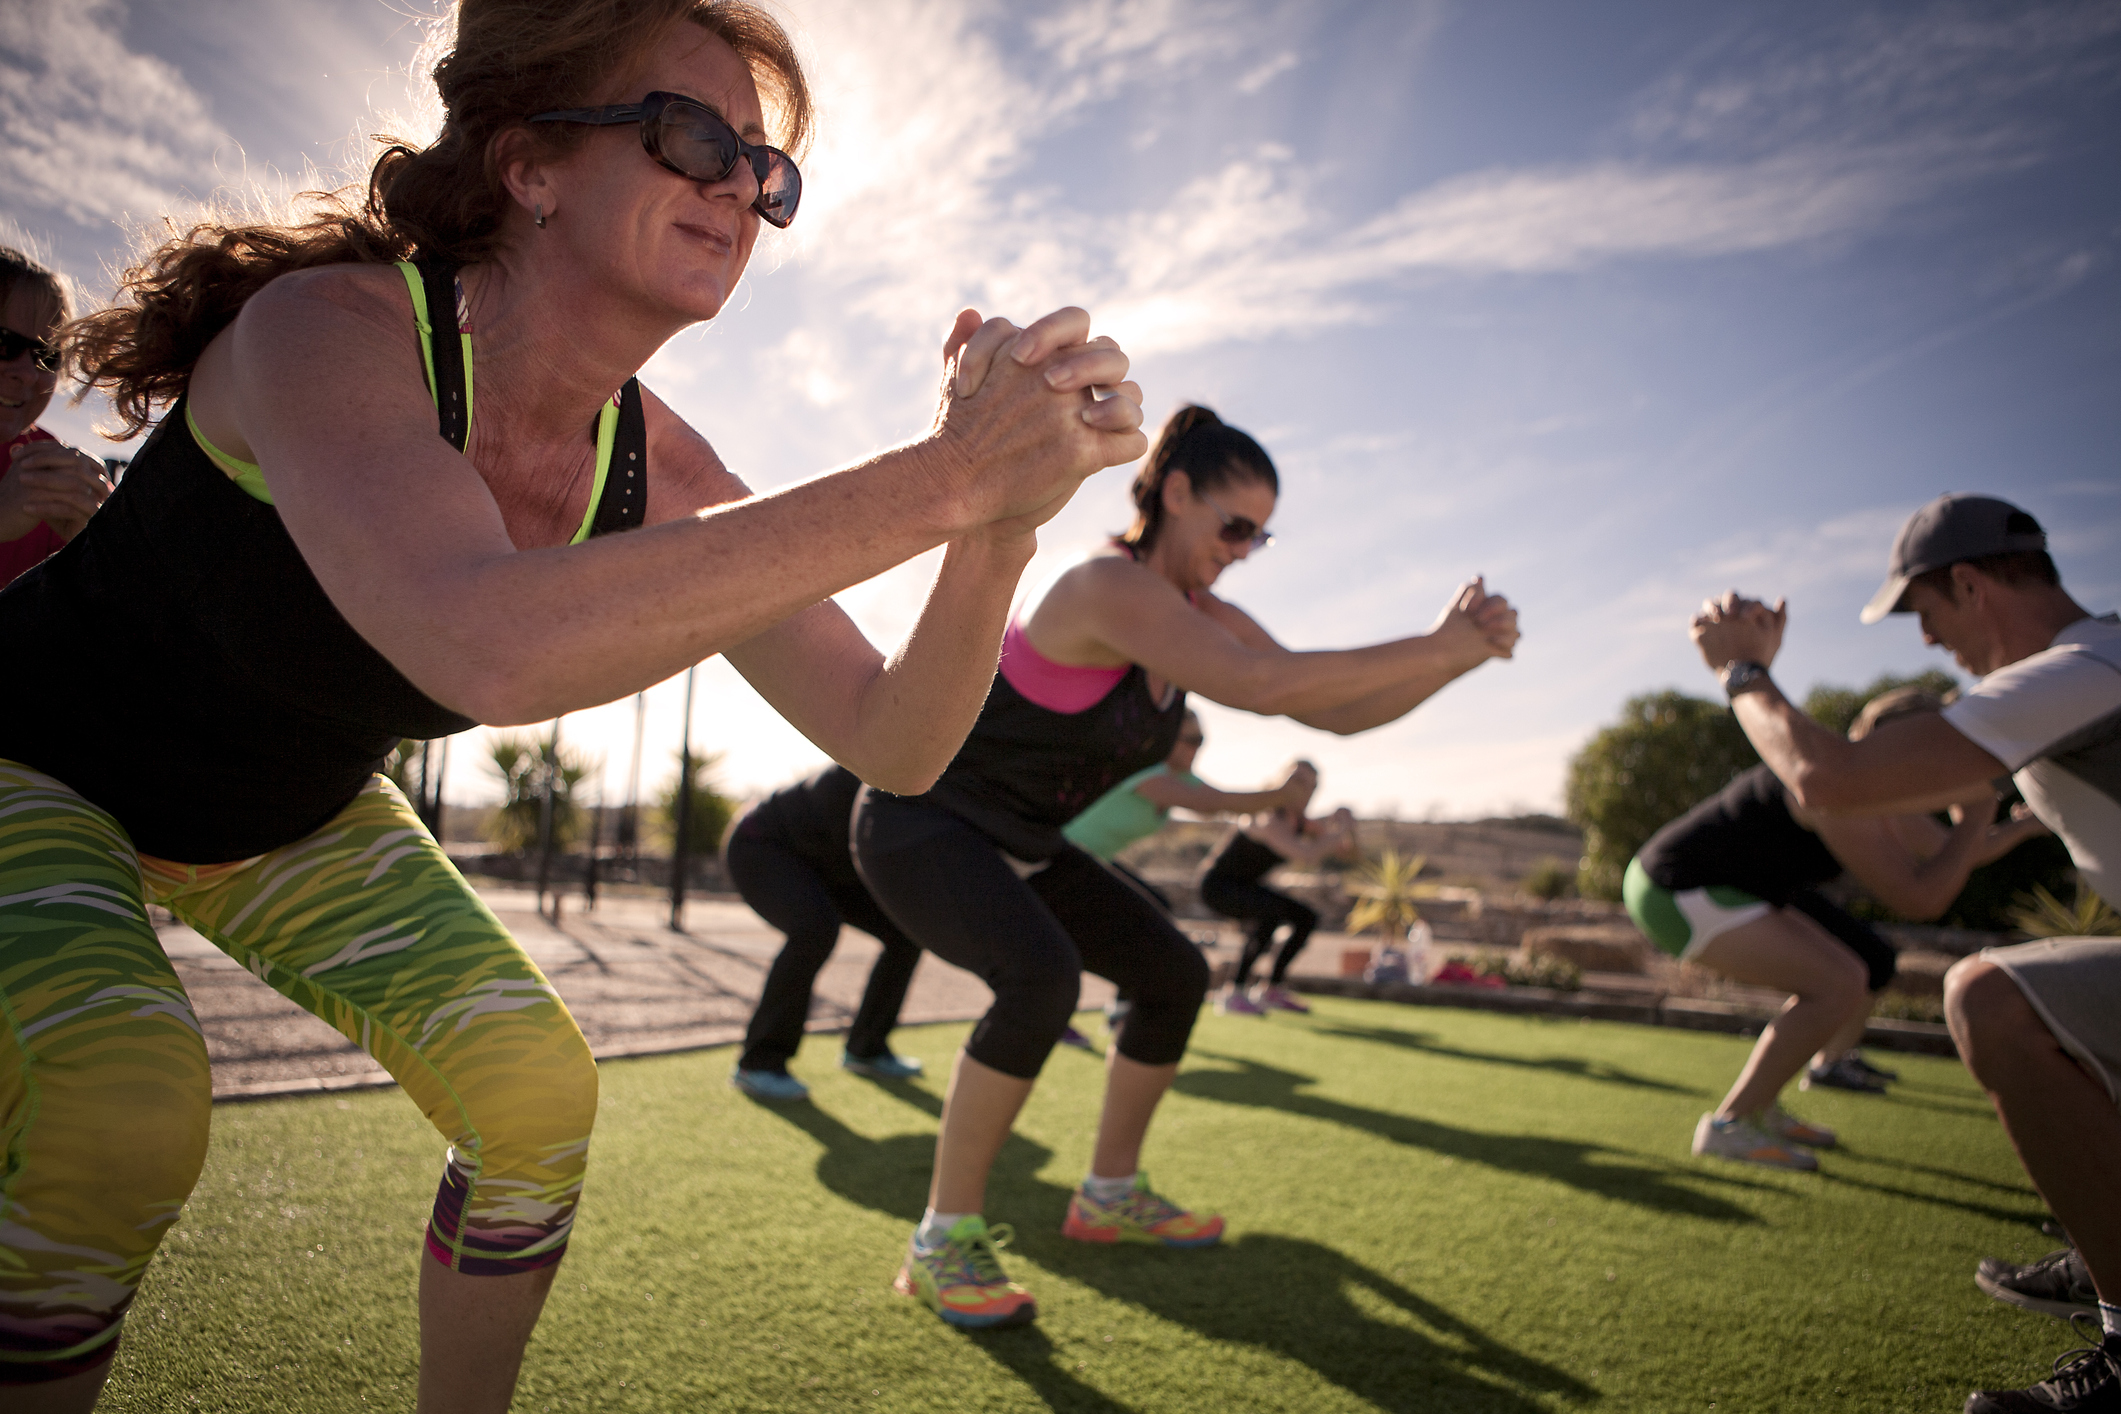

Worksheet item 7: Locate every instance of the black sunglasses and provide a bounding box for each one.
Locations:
[529,91,801,228]
[0,328,59,373]
[1202,491,1273,551]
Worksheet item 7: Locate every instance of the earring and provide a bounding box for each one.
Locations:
[534,202,546,229]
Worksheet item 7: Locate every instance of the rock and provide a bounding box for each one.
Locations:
[1521,924,1652,976]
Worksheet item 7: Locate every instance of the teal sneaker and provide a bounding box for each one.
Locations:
[842,1050,924,1079]
[731,1067,810,1102]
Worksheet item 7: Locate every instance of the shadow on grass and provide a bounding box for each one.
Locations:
[1832,1148,2038,1198]
[1816,1165,2045,1226]
[1306,1021,1705,1095]
[1173,1053,1761,1222]
[770,1104,1595,1413]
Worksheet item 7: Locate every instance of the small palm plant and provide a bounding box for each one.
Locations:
[1346,850,1429,938]
[2008,884,2121,938]
[488,733,588,853]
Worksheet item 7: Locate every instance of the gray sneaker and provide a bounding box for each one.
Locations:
[1691,1112,1819,1171]
[842,1051,924,1080]
[1978,1248,2100,1320]
[1801,1057,1890,1094]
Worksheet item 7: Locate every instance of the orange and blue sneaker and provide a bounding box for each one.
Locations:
[1759,1103,1837,1149]
[892,1216,1038,1329]
[1061,1172,1225,1247]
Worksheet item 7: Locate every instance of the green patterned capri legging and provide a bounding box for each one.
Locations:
[0,760,598,1385]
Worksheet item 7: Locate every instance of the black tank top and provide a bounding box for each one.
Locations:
[738,765,863,886]
[1204,830,1286,885]
[0,260,648,863]
[913,664,1188,861]
[1634,763,1843,904]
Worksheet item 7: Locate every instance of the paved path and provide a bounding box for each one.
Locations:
[167,887,1134,1100]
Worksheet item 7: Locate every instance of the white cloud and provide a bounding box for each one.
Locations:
[0,0,229,228]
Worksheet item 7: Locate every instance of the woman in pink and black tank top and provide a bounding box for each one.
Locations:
[854,403,1523,1330]
[0,247,112,589]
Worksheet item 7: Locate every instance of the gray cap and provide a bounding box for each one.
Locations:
[1861,493,2047,624]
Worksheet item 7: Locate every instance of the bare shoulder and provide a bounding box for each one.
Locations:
[639,383,753,523]
[236,262,418,348]
[1049,547,1167,603]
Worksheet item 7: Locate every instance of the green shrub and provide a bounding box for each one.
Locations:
[1564,692,1759,900]
[487,733,591,853]
[654,751,736,857]
[1521,857,1575,900]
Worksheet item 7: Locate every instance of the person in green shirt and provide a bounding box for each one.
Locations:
[1063,710,1313,895]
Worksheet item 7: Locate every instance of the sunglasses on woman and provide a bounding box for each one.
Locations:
[529,91,802,228]
[0,328,59,373]
[1202,491,1273,551]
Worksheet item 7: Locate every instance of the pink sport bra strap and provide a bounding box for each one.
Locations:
[999,619,1127,714]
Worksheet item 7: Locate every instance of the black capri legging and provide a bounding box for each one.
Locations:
[853,792,1210,1080]
[1200,871,1318,989]
[726,816,922,1074]
[1786,889,1898,993]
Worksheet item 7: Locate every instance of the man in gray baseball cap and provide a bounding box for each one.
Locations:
[1859,493,2054,625]
[1687,492,2121,1413]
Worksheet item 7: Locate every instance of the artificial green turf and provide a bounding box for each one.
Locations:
[103,999,2069,1412]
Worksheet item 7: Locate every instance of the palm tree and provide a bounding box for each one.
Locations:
[2009,884,2121,938]
[488,732,589,853]
[1345,849,1429,939]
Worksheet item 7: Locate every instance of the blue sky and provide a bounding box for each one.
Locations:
[5,0,2117,818]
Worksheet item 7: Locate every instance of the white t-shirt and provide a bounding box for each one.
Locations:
[1943,615,2121,910]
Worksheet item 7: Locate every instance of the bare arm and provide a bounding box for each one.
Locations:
[1033,562,1518,731]
[1689,594,2008,814]
[1810,801,2024,921]
[207,271,1142,742]
[1136,762,1311,815]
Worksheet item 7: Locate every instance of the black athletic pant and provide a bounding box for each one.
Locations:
[1201,872,1318,989]
[727,817,922,1074]
[853,792,1209,1080]
[1786,889,1898,993]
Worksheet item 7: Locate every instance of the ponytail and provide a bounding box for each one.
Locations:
[1120,403,1278,553]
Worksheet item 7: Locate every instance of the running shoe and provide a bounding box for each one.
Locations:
[842,1050,924,1080]
[1966,1322,2121,1413]
[1978,1248,2100,1320]
[1215,989,1265,1016]
[730,1067,809,1102]
[1104,998,1133,1028]
[1801,1057,1889,1094]
[1760,1103,1837,1149]
[1058,1025,1097,1050]
[892,1216,1037,1329]
[1062,1172,1225,1247]
[1691,1112,1819,1172]
[1253,985,1311,1014]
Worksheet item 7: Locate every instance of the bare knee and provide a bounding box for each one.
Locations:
[1810,945,1869,1011]
[1946,957,2048,1082]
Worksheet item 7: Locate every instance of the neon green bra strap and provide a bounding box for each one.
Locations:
[572,400,621,546]
[187,402,272,503]
[396,260,474,436]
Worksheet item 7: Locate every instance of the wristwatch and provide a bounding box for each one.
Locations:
[1720,660,1771,698]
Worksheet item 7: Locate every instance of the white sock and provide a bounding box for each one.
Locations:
[1082,1172,1135,1203]
[2101,1298,2121,1344]
[914,1209,970,1251]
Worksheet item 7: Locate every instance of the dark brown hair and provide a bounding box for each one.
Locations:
[1907,549,2060,601]
[1120,403,1278,553]
[64,0,811,437]
[0,245,71,351]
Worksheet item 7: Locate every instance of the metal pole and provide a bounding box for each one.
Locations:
[432,736,450,843]
[535,717,562,921]
[417,740,435,830]
[669,667,697,932]
[583,764,603,912]
[622,690,647,878]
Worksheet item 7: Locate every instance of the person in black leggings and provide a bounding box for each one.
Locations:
[852,402,1520,1332]
[1201,792,1357,1016]
[727,765,924,1101]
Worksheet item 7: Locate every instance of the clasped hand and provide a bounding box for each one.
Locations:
[1690,590,1787,670]
[928,307,1145,538]
[1430,576,1520,663]
[0,440,113,544]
